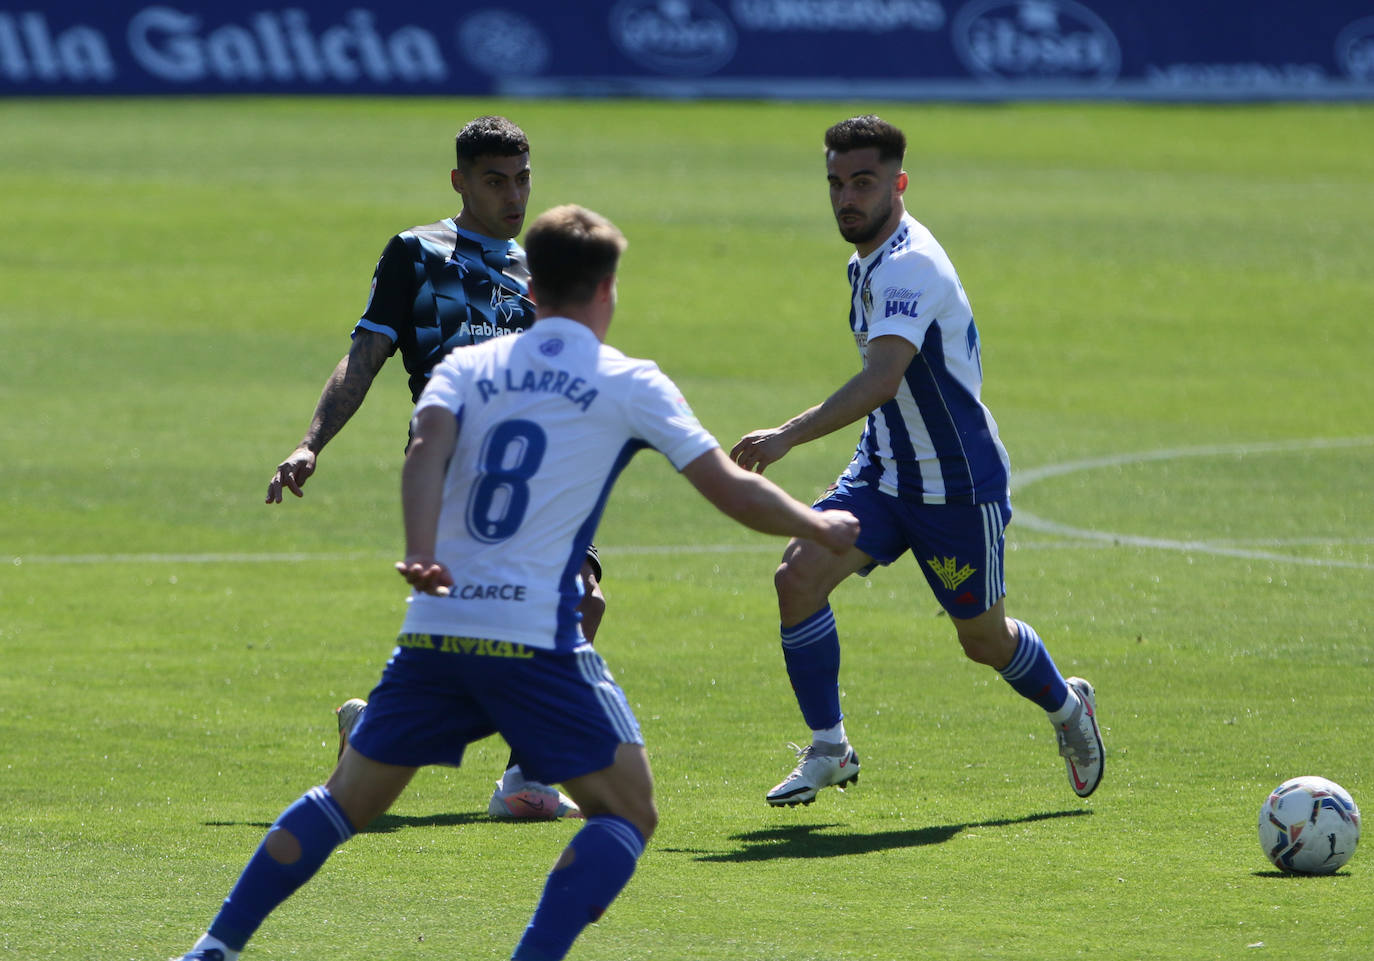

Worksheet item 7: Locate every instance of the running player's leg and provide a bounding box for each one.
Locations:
[766,535,873,806]
[178,748,416,960]
[952,600,1103,797]
[909,500,1062,701]
[511,743,656,961]
[774,535,872,735]
[178,639,487,960]
[920,501,1103,798]
[765,482,904,806]
[488,645,649,961]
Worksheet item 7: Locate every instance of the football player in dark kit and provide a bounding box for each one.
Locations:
[266,115,593,819]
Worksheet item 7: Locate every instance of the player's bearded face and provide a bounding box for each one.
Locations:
[835,193,895,246]
[827,148,903,250]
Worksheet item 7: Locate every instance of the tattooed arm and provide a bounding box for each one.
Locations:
[266,330,393,504]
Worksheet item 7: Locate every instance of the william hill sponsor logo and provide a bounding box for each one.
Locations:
[884,286,922,318]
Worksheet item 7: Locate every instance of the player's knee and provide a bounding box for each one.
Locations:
[773,558,813,603]
[775,559,829,623]
[628,798,659,841]
[585,796,657,841]
[955,625,1014,667]
[619,772,658,841]
[609,780,658,841]
[957,635,995,665]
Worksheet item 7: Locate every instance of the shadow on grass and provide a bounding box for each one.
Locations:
[208,812,531,833]
[209,808,1091,849]
[1251,869,1353,879]
[668,808,1091,862]
[363,812,494,833]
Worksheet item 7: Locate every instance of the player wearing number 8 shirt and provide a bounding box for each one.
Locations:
[170,205,859,961]
[265,116,593,817]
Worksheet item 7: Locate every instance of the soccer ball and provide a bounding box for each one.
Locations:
[1258,776,1361,874]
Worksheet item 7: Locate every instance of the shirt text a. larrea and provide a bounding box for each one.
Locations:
[476,367,599,411]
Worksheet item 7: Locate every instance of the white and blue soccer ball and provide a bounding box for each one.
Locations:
[1258,776,1361,874]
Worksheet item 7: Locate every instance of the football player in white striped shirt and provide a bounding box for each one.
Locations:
[171,205,859,961]
[731,115,1104,808]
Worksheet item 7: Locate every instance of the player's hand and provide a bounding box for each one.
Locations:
[730,428,791,473]
[395,556,454,596]
[814,509,861,555]
[266,447,317,503]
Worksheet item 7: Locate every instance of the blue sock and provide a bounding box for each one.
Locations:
[998,619,1070,712]
[780,606,843,731]
[512,815,646,961]
[208,786,356,951]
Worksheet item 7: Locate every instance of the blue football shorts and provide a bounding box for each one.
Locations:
[346,636,643,786]
[814,482,1012,618]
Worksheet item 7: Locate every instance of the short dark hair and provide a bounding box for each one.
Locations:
[454,115,529,169]
[824,115,906,164]
[525,205,628,308]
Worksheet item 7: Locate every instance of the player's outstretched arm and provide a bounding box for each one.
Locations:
[266,330,392,503]
[395,405,457,595]
[680,448,860,554]
[729,334,916,474]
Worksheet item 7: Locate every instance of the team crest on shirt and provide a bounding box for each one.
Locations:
[491,286,526,324]
[926,555,976,591]
[861,282,874,315]
[539,338,564,357]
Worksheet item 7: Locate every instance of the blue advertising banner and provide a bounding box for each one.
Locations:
[4,2,1374,100]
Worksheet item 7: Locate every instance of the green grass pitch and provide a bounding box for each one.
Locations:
[1,97,1371,960]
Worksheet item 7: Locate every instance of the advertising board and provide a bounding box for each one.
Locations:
[5,2,1373,100]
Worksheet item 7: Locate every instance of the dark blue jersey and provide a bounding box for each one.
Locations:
[354,218,535,402]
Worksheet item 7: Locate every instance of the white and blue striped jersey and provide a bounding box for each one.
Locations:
[400,317,719,651]
[840,212,1010,505]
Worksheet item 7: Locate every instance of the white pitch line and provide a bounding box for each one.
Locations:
[9,551,386,566]
[7,544,784,566]
[1011,435,1374,488]
[1011,436,1374,571]
[9,437,1371,570]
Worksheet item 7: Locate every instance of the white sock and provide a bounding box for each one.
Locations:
[1047,689,1079,726]
[812,721,846,746]
[501,764,526,790]
[190,933,240,961]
